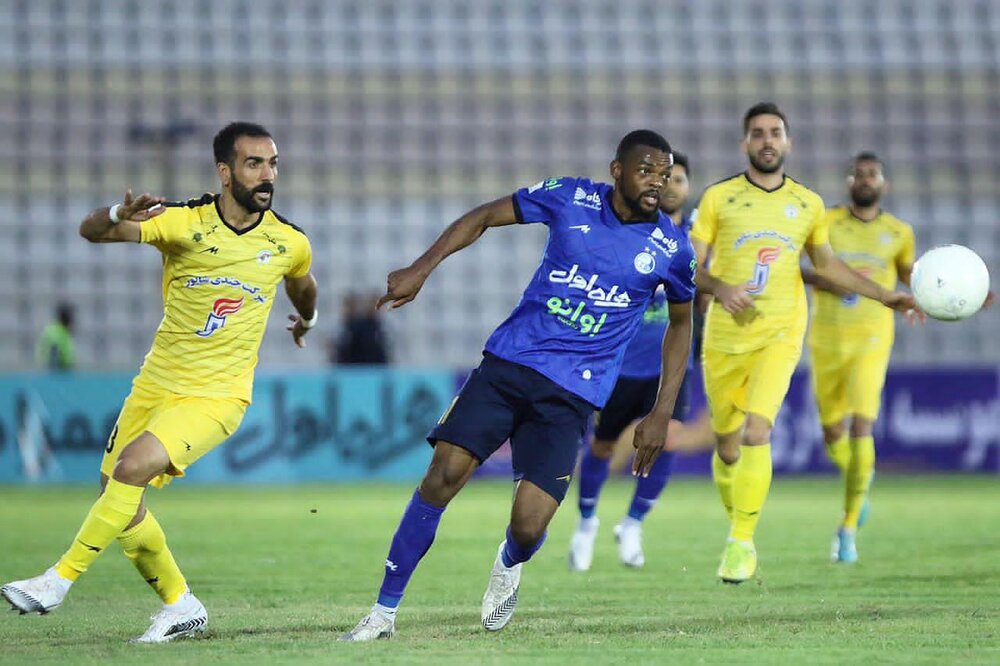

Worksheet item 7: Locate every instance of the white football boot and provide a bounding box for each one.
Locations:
[481,542,521,632]
[568,517,599,572]
[131,589,207,643]
[1,567,72,615]
[614,519,645,568]
[338,607,396,641]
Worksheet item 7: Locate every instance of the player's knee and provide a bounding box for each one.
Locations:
[589,438,615,459]
[743,421,772,446]
[111,453,157,485]
[849,417,874,438]
[823,422,845,444]
[509,518,545,548]
[420,462,468,506]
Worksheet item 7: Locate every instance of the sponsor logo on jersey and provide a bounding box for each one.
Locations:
[548,264,631,308]
[745,247,781,295]
[649,226,679,256]
[184,276,267,304]
[573,187,602,210]
[841,267,873,306]
[196,296,245,337]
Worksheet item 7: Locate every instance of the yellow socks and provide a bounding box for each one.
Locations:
[118,510,187,604]
[825,433,850,475]
[843,436,875,529]
[712,451,737,519]
[730,444,772,542]
[55,478,144,581]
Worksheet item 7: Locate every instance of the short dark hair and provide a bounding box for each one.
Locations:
[671,151,691,178]
[213,122,272,165]
[615,129,672,162]
[743,102,789,135]
[852,151,883,168]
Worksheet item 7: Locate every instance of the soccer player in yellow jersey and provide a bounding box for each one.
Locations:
[690,103,916,583]
[1,122,317,642]
[802,152,914,564]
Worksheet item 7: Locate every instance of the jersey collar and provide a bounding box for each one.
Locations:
[743,171,787,193]
[214,195,265,236]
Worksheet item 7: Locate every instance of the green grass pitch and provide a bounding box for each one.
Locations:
[1,476,998,665]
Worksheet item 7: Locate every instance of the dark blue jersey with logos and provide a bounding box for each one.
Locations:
[483,177,696,407]
[618,215,695,380]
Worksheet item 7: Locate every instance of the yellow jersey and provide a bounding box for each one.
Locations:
[809,206,915,344]
[691,173,827,354]
[136,193,312,402]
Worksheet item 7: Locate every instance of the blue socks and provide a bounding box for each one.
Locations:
[577,449,611,519]
[627,451,675,521]
[376,488,445,609]
[501,524,547,567]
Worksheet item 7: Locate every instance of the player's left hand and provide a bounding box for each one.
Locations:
[631,414,668,478]
[286,313,310,348]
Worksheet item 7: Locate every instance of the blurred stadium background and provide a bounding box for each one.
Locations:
[1,0,997,485]
[2,1,999,661]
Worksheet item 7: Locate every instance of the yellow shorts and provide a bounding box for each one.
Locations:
[702,342,802,434]
[808,335,892,426]
[101,383,247,488]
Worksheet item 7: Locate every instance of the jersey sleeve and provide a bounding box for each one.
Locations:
[286,232,313,278]
[139,206,188,252]
[689,188,718,245]
[897,223,916,269]
[663,240,697,303]
[805,195,829,246]
[511,177,578,225]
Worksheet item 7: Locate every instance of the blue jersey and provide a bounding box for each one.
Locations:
[618,215,695,380]
[483,177,696,407]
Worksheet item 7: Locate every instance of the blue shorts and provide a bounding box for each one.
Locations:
[593,371,691,441]
[428,353,593,503]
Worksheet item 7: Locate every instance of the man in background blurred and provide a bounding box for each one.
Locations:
[567,152,695,571]
[690,103,917,584]
[802,153,915,564]
[331,291,390,365]
[2,122,318,643]
[35,303,77,371]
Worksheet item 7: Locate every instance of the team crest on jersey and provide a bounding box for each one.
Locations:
[785,205,799,219]
[745,247,781,295]
[634,251,656,275]
[196,296,244,337]
[257,249,273,264]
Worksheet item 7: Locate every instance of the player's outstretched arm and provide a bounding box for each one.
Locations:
[284,273,318,348]
[79,190,166,243]
[690,239,754,314]
[632,299,693,478]
[377,196,519,310]
[801,264,850,297]
[806,242,917,312]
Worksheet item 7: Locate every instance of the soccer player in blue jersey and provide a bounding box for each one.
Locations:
[568,152,694,571]
[340,130,696,641]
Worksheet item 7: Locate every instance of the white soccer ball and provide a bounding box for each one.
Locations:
[910,245,990,321]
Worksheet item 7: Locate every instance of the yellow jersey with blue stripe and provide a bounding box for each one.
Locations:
[691,173,827,354]
[136,193,311,402]
[809,206,915,343]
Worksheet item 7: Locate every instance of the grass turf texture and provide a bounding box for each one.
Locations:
[1,476,997,665]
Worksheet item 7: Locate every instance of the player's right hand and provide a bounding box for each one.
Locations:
[119,189,167,222]
[377,265,428,310]
[715,282,755,315]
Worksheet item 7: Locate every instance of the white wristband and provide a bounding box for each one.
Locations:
[301,309,318,329]
[108,203,123,225]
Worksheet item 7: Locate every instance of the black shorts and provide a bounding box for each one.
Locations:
[428,353,593,503]
[592,371,691,441]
